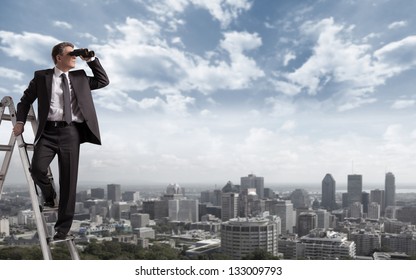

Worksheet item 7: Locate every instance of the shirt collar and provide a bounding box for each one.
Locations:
[54,67,68,78]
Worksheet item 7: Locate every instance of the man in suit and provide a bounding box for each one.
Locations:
[13,42,109,240]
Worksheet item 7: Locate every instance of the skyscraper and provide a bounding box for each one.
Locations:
[385,172,396,209]
[370,189,385,215]
[347,174,362,207]
[321,174,336,210]
[274,200,294,234]
[241,174,264,199]
[221,192,239,221]
[107,184,121,202]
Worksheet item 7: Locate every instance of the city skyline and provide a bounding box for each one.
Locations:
[2,0,416,185]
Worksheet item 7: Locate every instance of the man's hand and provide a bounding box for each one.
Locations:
[80,55,92,62]
[13,123,24,136]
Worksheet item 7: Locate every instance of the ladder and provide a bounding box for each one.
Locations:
[0,96,80,260]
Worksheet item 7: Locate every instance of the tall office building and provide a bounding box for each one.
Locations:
[368,202,380,220]
[274,200,294,234]
[370,189,385,215]
[385,172,396,209]
[291,189,311,209]
[221,192,239,221]
[241,174,264,199]
[347,174,362,207]
[131,213,150,228]
[297,212,317,237]
[107,184,121,202]
[321,174,336,210]
[221,216,281,259]
[168,199,199,222]
[91,188,105,199]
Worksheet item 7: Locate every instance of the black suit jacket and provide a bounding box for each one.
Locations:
[16,58,109,145]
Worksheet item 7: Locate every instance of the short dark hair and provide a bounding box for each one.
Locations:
[51,42,74,64]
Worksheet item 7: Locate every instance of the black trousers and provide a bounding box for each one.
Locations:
[30,122,81,234]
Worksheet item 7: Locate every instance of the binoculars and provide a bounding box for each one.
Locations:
[68,48,95,58]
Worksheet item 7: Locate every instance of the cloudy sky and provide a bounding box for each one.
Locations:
[2,0,416,188]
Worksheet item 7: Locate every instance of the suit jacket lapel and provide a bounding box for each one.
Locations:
[45,69,53,105]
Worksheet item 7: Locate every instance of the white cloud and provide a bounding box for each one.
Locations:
[271,18,416,111]
[391,99,416,109]
[0,66,24,80]
[283,51,296,66]
[141,0,252,29]
[52,20,72,29]
[388,20,407,30]
[0,31,59,65]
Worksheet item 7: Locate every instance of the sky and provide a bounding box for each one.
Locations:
[2,0,416,188]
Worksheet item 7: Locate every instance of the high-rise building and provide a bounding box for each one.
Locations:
[347,174,362,207]
[368,202,380,220]
[221,192,239,221]
[385,172,396,209]
[221,216,281,259]
[370,189,385,215]
[291,189,311,209]
[241,174,264,199]
[274,200,294,234]
[350,202,363,219]
[321,174,336,210]
[107,184,121,202]
[361,192,369,214]
[297,212,317,237]
[168,199,199,222]
[91,188,105,199]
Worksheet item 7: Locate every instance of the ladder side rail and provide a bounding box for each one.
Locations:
[5,96,52,260]
[16,138,52,259]
[67,240,80,260]
[0,96,17,200]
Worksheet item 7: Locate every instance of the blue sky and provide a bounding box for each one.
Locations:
[2,0,416,188]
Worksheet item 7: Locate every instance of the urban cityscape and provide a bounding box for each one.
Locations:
[1,172,416,260]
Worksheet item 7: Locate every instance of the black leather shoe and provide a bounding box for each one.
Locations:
[53,231,67,240]
[43,200,55,208]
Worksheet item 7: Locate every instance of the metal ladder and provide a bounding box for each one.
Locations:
[0,96,80,260]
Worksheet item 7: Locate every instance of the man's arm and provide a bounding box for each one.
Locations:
[13,73,38,136]
[86,58,110,90]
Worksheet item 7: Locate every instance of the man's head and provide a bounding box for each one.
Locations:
[51,42,76,71]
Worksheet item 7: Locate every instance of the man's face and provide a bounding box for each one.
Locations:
[56,46,76,71]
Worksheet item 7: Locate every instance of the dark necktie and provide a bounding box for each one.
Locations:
[61,73,72,124]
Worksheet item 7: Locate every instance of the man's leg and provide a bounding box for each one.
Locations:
[54,124,81,235]
[30,130,58,205]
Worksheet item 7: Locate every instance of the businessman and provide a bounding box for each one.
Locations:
[13,42,109,240]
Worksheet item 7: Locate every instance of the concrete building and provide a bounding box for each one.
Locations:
[274,200,294,234]
[370,189,385,215]
[0,217,10,237]
[297,212,317,237]
[381,231,416,256]
[350,202,363,219]
[321,174,336,210]
[299,229,356,260]
[169,199,199,222]
[107,184,121,203]
[368,202,380,220]
[291,189,310,209]
[90,188,105,199]
[131,213,150,228]
[350,229,381,256]
[384,172,396,210]
[221,192,239,221]
[347,174,362,207]
[241,174,264,199]
[221,216,281,259]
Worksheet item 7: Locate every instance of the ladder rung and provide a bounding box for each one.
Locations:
[0,144,13,151]
[0,174,5,181]
[25,144,35,151]
[0,114,12,121]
